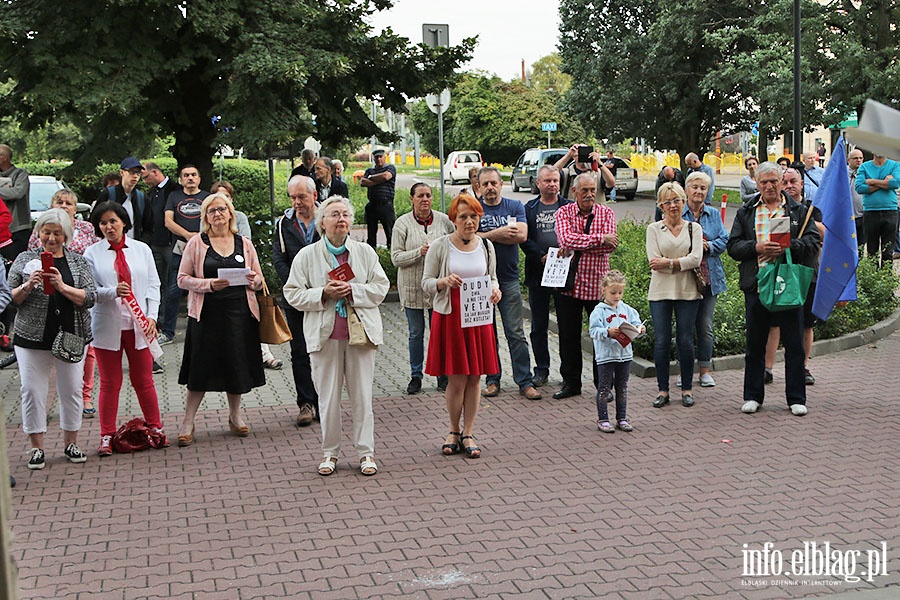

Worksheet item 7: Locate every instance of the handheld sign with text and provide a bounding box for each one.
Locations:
[541,247,573,288]
[460,276,493,328]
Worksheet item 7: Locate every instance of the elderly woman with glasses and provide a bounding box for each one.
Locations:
[174,192,266,446]
[646,182,704,409]
[283,196,389,477]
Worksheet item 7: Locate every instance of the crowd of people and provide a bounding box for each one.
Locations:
[0,140,893,476]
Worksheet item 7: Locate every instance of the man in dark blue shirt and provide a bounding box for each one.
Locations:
[360,149,397,248]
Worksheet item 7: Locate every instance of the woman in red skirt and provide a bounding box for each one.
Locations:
[423,194,501,458]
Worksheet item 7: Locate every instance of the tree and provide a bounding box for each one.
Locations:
[409,72,588,166]
[0,0,474,184]
[558,0,832,168]
[529,54,572,97]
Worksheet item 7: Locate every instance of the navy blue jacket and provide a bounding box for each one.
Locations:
[521,195,572,287]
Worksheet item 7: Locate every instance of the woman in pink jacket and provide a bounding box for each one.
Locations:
[174,193,265,446]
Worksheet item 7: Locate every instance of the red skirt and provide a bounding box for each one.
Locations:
[425,287,500,376]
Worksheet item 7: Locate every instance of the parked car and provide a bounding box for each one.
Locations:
[28,176,91,221]
[557,155,639,201]
[442,150,484,184]
[510,148,568,194]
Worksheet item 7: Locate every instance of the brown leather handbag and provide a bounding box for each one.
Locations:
[258,279,293,345]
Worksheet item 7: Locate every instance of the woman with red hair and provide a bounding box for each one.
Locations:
[422,193,501,459]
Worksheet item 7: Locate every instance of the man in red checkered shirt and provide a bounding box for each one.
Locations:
[552,173,619,399]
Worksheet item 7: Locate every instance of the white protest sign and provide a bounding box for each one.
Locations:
[541,247,573,288]
[460,276,493,328]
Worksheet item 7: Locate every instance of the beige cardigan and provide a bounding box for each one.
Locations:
[390,211,454,309]
[645,220,704,301]
[422,235,498,315]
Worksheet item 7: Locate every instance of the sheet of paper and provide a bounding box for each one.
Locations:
[847,99,900,160]
[460,276,493,329]
[218,268,251,286]
[541,247,573,287]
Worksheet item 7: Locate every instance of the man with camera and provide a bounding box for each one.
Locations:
[552,144,616,202]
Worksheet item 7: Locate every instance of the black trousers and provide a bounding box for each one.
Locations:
[365,202,395,248]
[282,303,319,412]
[863,209,898,266]
[555,293,599,389]
[743,292,806,406]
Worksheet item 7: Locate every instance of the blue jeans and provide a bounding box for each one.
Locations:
[404,308,432,379]
[160,253,186,338]
[486,279,534,391]
[650,299,700,392]
[695,292,717,368]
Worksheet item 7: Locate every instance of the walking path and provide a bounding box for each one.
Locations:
[2,301,899,599]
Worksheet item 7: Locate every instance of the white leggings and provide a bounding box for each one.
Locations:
[16,347,85,434]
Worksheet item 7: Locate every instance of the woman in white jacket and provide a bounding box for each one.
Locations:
[84,202,165,456]
[283,196,389,477]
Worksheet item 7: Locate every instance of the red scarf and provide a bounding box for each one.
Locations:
[109,237,131,286]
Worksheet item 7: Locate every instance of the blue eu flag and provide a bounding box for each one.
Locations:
[811,136,858,321]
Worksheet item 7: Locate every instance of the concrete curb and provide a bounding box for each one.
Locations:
[529,302,900,379]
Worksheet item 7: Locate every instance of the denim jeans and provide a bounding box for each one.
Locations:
[650,299,700,392]
[404,307,433,379]
[695,292,717,368]
[160,254,186,338]
[527,285,557,379]
[486,279,534,391]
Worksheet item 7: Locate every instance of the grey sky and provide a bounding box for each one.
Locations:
[368,0,561,80]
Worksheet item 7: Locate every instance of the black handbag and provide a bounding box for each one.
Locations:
[50,294,85,363]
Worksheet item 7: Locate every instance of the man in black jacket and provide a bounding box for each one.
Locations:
[521,165,572,389]
[726,162,820,416]
[94,156,153,240]
[313,156,349,200]
[273,175,320,426]
[142,162,182,307]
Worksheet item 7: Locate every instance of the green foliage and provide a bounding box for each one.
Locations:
[529,54,572,97]
[409,72,589,166]
[604,220,899,361]
[375,247,397,288]
[557,0,833,164]
[0,0,475,184]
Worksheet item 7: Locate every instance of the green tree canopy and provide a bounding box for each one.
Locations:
[558,0,833,166]
[409,72,588,166]
[0,0,474,183]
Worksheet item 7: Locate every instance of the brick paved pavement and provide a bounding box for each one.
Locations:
[2,302,899,599]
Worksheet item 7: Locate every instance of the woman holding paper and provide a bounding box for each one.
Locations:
[422,193,501,459]
[283,196,389,476]
[175,192,265,446]
[85,202,167,455]
[646,182,704,409]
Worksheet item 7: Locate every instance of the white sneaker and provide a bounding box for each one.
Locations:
[742,401,760,414]
[699,373,716,387]
[791,404,808,416]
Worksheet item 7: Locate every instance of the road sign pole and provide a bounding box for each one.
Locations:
[438,104,446,212]
[547,130,551,148]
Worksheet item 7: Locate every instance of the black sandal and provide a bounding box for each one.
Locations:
[442,431,461,455]
[460,435,481,459]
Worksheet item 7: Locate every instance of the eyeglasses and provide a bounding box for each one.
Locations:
[659,199,682,207]
[325,211,352,220]
[206,206,229,215]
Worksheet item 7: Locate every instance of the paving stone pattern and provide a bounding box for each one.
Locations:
[2,303,899,599]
